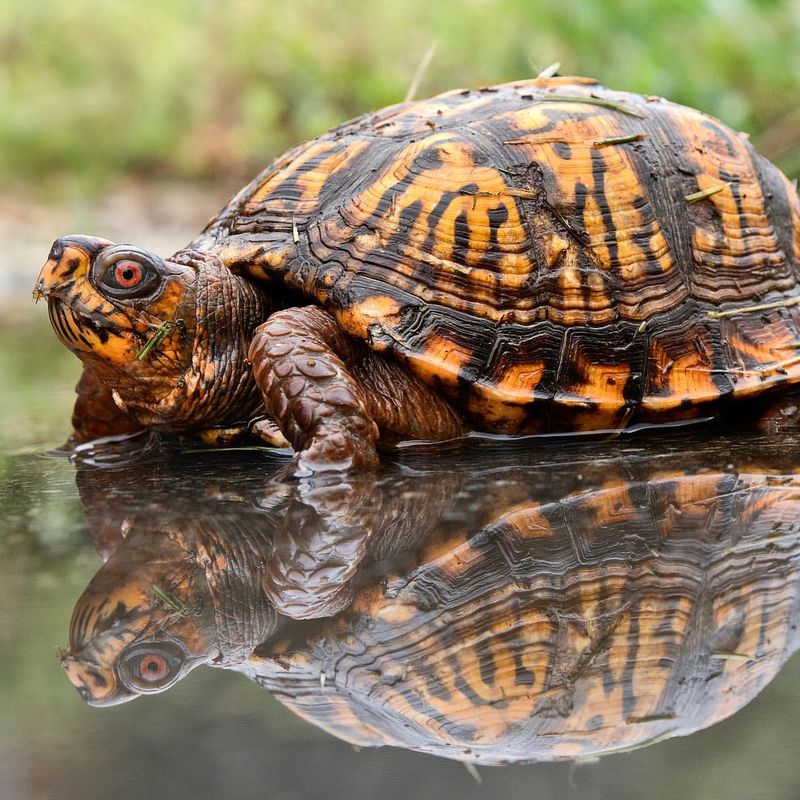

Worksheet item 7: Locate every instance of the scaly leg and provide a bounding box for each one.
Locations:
[248,306,464,474]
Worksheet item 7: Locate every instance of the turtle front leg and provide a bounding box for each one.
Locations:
[248,306,464,474]
[66,366,144,447]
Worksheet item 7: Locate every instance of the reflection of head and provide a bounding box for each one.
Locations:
[64,457,464,706]
[36,235,270,433]
[64,446,800,764]
[61,519,276,706]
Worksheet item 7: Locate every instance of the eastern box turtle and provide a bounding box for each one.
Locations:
[36,77,800,471]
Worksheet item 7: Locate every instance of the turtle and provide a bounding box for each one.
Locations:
[36,76,800,472]
[60,438,800,762]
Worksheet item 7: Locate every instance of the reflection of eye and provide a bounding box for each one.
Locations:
[92,247,163,299]
[117,640,186,693]
[138,652,169,682]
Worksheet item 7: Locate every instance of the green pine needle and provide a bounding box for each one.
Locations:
[593,133,648,147]
[539,93,644,118]
[685,183,729,203]
[136,321,175,360]
[152,585,189,616]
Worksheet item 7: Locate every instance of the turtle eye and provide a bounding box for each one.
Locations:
[93,247,163,299]
[113,260,144,289]
[117,640,186,693]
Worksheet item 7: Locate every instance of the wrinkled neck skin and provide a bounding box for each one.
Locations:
[106,252,274,432]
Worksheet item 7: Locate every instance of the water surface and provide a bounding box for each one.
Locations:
[3,424,800,800]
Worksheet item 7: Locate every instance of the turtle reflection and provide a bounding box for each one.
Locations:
[63,437,800,763]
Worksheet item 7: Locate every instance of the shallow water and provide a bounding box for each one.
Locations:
[2,423,800,800]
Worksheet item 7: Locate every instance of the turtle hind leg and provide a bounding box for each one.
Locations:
[248,306,464,474]
[65,366,144,448]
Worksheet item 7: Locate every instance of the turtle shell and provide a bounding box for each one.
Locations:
[199,76,800,433]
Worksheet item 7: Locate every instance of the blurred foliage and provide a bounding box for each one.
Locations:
[2,0,800,195]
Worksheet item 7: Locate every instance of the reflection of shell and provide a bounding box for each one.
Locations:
[247,471,800,764]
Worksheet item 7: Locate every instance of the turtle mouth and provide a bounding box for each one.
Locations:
[48,297,118,350]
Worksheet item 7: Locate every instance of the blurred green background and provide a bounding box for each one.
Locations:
[3,3,800,797]
[3,0,800,196]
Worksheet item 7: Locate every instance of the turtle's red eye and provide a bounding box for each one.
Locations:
[118,640,186,693]
[93,247,163,299]
[114,260,143,288]
[138,653,168,682]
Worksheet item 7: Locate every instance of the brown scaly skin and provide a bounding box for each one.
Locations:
[68,366,144,445]
[37,77,800,469]
[35,236,291,445]
[250,306,463,473]
[36,237,460,471]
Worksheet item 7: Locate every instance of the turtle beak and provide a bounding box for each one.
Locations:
[60,653,135,707]
[34,235,113,302]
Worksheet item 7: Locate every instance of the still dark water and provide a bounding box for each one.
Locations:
[3,422,800,800]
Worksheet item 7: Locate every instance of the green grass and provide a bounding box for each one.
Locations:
[2,0,800,194]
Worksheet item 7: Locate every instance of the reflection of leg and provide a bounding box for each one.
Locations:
[67,367,144,446]
[264,477,375,619]
[263,465,463,620]
[249,306,463,474]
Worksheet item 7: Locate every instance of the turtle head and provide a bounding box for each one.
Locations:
[36,235,269,431]
[59,531,212,706]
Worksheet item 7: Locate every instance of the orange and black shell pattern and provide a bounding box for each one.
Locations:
[61,437,800,758]
[200,76,800,433]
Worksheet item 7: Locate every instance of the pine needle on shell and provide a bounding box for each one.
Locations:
[593,133,648,147]
[707,296,800,319]
[538,94,644,118]
[685,183,729,203]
